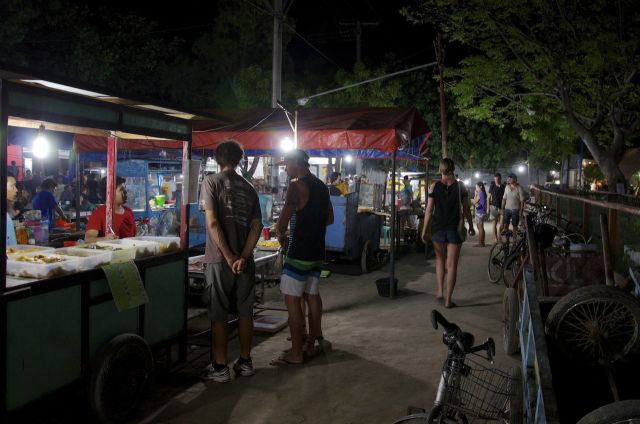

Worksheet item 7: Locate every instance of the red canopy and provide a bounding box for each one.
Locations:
[74,107,428,154]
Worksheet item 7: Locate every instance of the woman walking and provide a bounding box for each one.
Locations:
[473,182,487,247]
[421,159,475,308]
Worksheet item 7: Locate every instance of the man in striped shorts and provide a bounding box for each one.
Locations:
[272,149,334,366]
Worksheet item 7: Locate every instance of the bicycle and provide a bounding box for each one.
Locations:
[488,202,551,286]
[393,310,523,423]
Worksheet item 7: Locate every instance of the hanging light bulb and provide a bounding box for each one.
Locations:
[33,124,49,159]
[344,154,353,163]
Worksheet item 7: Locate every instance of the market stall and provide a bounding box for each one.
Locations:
[191,107,430,284]
[0,68,211,421]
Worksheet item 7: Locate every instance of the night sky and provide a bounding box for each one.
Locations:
[105,0,434,71]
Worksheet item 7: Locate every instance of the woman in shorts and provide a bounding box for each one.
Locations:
[473,181,487,247]
[421,159,475,308]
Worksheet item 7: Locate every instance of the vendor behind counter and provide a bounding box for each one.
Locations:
[85,176,136,243]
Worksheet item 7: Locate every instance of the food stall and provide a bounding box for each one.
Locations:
[191,107,429,283]
[0,68,211,422]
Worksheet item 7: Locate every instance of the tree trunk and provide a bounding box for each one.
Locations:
[560,90,627,190]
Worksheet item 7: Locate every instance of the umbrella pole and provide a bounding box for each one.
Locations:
[389,149,397,298]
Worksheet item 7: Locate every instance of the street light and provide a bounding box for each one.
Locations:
[32,124,49,159]
[518,164,526,174]
[474,172,480,179]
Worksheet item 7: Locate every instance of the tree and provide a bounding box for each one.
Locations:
[403,0,640,187]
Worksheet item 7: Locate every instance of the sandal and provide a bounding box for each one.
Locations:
[269,353,304,366]
[444,301,457,309]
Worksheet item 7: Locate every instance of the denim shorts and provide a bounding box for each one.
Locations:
[503,209,520,228]
[431,229,463,244]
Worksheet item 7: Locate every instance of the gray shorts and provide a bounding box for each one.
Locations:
[202,261,256,322]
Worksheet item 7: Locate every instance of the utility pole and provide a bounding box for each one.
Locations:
[271,0,283,108]
[339,21,379,64]
[435,32,448,158]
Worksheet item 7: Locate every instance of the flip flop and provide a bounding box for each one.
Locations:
[269,354,304,366]
[435,296,444,302]
[444,301,457,309]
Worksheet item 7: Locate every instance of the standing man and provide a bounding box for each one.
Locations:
[500,172,526,233]
[6,172,18,246]
[273,149,333,365]
[32,178,67,226]
[488,173,506,242]
[200,140,263,382]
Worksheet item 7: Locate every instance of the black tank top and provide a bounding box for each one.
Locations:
[431,181,466,232]
[287,175,330,261]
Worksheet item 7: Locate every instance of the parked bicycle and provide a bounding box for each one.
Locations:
[393,310,522,423]
[487,202,551,287]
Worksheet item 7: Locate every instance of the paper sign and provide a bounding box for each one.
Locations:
[102,261,149,312]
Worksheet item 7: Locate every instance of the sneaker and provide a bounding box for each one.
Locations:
[233,358,255,377]
[200,363,231,382]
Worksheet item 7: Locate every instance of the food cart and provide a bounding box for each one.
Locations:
[326,186,384,273]
[0,68,210,422]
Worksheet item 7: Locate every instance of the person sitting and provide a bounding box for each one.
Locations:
[6,172,18,246]
[85,176,136,243]
[32,178,67,227]
[328,171,347,196]
[59,185,75,210]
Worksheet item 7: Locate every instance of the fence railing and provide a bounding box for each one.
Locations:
[531,185,640,274]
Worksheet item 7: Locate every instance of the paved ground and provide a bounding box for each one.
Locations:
[11,229,519,424]
[135,234,517,424]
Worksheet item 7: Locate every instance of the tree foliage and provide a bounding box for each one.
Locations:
[403,0,640,186]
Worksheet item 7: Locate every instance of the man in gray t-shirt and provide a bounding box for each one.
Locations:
[199,140,262,383]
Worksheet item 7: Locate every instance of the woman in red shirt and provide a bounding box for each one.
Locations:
[85,176,136,243]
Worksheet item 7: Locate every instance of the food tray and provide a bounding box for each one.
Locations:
[6,252,81,279]
[6,245,55,256]
[128,236,180,253]
[78,243,137,262]
[100,239,160,259]
[256,239,281,251]
[54,247,112,271]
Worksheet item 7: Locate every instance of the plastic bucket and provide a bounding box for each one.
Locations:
[375,278,398,297]
[154,195,166,206]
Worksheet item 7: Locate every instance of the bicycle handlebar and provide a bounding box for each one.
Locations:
[431,310,459,334]
[432,309,496,360]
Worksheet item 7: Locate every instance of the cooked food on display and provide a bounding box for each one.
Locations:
[14,255,67,264]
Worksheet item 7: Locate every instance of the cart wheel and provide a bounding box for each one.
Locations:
[89,334,154,423]
[427,405,469,423]
[488,243,506,284]
[361,240,376,274]
[391,413,429,423]
[507,366,524,424]
[545,285,640,365]
[577,399,640,424]
[503,288,520,355]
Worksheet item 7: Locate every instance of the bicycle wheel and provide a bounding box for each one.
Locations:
[507,366,524,424]
[502,254,524,288]
[427,405,469,423]
[503,288,520,355]
[487,243,506,283]
[545,285,640,365]
[392,413,429,423]
[577,400,640,424]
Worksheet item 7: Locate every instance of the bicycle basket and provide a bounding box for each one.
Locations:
[534,223,557,249]
[440,355,513,420]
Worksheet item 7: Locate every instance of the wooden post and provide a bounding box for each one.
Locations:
[600,213,615,286]
[582,202,590,241]
[608,208,618,270]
